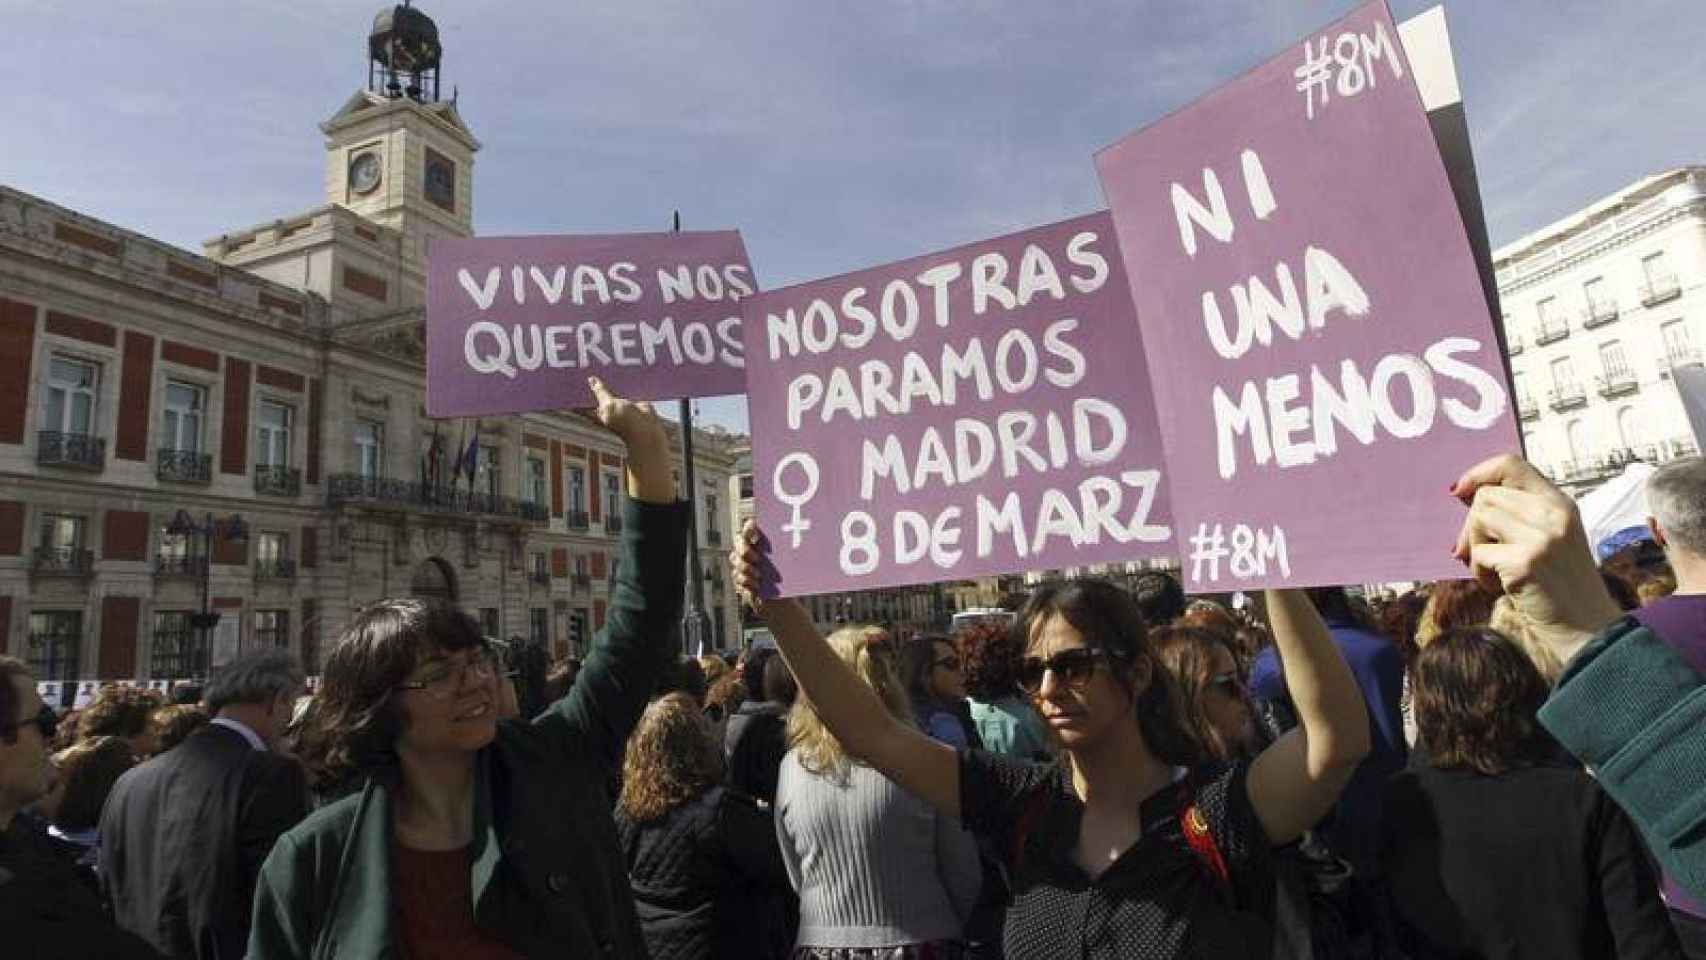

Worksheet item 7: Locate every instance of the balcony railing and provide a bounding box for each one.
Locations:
[157,448,212,484]
[37,431,105,470]
[572,572,592,589]
[1516,393,1540,421]
[604,514,624,536]
[326,474,550,522]
[32,546,94,576]
[1668,347,1703,369]
[567,510,590,531]
[1640,273,1681,307]
[706,529,723,547]
[1581,300,1619,329]
[254,464,302,497]
[1596,369,1639,398]
[1547,384,1587,411]
[254,557,297,580]
[528,568,551,585]
[1533,317,1570,345]
[519,501,549,523]
[152,554,208,578]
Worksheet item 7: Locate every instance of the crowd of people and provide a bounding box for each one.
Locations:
[1,380,1703,959]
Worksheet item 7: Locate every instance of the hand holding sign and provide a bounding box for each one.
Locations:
[586,376,674,505]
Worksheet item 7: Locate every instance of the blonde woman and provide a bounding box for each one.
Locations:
[777,626,981,959]
[614,693,793,960]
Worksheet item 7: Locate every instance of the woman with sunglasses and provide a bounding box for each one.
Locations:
[733,524,1370,958]
[250,378,689,960]
[899,633,981,750]
[1150,625,1258,761]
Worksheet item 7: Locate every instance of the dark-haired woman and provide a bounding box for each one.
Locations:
[734,524,1371,958]
[900,633,981,750]
[249,379,689,960]
[1149,625,1256,761]
[960,620,1050,762]
[1379,627,1683,959]
[615,693,794,960]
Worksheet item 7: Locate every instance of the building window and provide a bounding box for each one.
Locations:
[38,514,86,567]
[257,401,293,467]
[568,466,586,513]
[151,611,204,680]
[256,532,290,577]
[479,445,500,497]
[1536,297,1557,326]
[27,611,81,682]
[355,420,384,478]
[479,608,499,637]
[1566,419,1591,466]
[1618,406,1643,451]
[530,608,549,647]
[163,382,206,453]
[1663,319,1694,364]
[254,609,290,649]
[603,471,622,517]
[570,609,589,656]
[526,457,547,506]
[1550,356,1577,391]
[1583,277,1608,309]
[43,356,99,435]
[705,494,719,534]
[573,554,588,577]
[1599,340,1630,378]
[1641,251,1671,285]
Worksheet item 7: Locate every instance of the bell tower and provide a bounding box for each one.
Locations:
[321,2,479,258]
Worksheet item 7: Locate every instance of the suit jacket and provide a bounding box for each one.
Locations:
[0,817,162,959]
[101,720,309,960]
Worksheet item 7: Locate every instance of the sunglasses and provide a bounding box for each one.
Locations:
[8,704,59,741]
[1016,648,1113,696]
[1207,672,1243,697]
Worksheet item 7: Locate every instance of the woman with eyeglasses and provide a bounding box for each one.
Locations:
[732,525,1370,959]
[899,633,982,750]
[1149,625,1258,761]
[250,379,689,960]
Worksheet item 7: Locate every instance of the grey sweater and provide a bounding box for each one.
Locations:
[776,748,982,949]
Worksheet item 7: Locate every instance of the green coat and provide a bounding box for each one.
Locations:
[248,498,688,959]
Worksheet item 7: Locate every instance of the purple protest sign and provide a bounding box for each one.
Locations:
[742,212,1173,598]
[426,231,753,415]
[1095,0,1518,591]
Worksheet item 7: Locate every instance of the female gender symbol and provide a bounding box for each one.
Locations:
[772,452,820,548]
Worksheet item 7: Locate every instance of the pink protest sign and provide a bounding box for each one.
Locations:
[1095,0,1518,591]
[426,231,753,415]
[742,212,1174,598]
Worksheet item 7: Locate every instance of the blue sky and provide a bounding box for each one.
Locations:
[4,0,1702,434]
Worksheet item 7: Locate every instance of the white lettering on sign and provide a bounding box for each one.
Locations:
[1294,19,1405,120]
[1188,522,1291,583]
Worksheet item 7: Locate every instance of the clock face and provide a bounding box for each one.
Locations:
[349,153,382,195]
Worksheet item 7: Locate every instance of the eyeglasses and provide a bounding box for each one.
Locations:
[6,704,59,741]
[396,646,500,700]
[1016,648,1113,696]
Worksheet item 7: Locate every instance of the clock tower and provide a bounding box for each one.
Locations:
[321,2,479,272]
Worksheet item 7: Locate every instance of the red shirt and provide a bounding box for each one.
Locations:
[393,843,524,960]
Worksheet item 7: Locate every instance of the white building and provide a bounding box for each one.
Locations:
[1495,166,1705,491]
[0,6,742,699]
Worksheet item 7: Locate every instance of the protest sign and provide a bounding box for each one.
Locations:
[426,231,754,415]
[743,212,1173,598]
[1095,0,1519,591]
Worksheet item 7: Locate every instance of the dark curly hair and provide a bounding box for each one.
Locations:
[78,685,163,743]
[618,693,723,822]
[51,735,136,830]
[959,620,1023,702]
[292,598,484,795]
[1412,626,1557,776]
[1017,579,1202,767]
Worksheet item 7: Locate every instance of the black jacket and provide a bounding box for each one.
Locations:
[100,721,308,960]
[615,785,795,960]
[1,815,162,959]
[248,498,688,959]
[724,700,788,807]
[1380,760,1684,959]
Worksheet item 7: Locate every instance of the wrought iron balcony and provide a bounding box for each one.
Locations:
[528,568,551,585]
[157,448,212,484]
[32,546,94,576]
[326,474,550,523]
[1596,369,1639,399]
[604,515,624,536]
[567,510,590,531]
[37,431,104,470]
[152,554,208,578]
[519,501,549,523]
[254,557,296,580]
[254,464,302,497]
[1547,384,1587,411]
[1640,273,1681,307]
[1581,300,1619,329]
[1516,393,1539,421]
[572,572,592,589]
[1533,318,1570,346]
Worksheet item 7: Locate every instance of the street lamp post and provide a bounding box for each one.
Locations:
[165,509,248,677]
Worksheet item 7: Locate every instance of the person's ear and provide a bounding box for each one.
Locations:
[1648,517,1669,550]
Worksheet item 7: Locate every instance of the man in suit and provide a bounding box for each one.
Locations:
[102,649,309,959]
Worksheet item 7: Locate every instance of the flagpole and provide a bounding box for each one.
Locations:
[674,210,714,657]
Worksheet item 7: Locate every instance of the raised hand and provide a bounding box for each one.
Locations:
[1449,453,1621,664]
[587,376,674,504]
